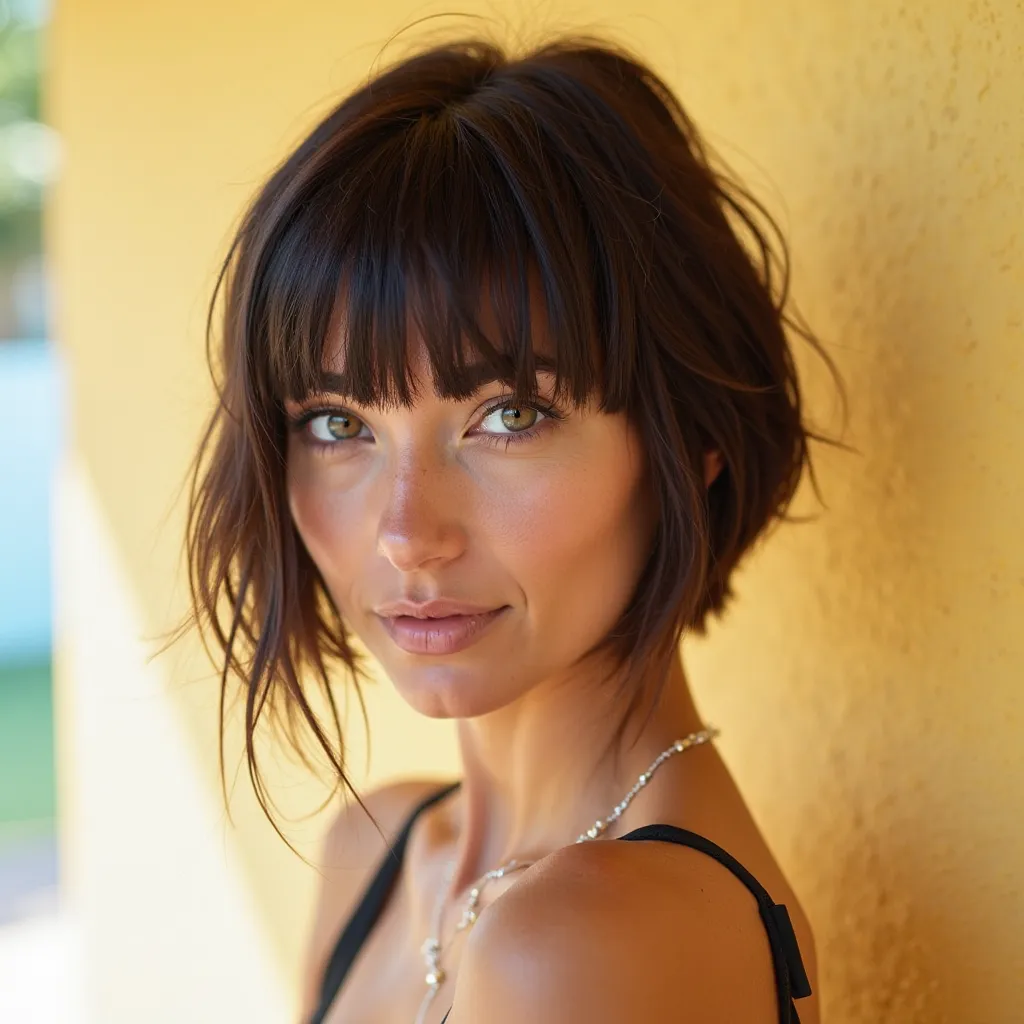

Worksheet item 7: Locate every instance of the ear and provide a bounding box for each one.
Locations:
[703,449,724,489]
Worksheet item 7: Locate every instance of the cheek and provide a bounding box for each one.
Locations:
[286,457,365,600]
[482,429,653,633]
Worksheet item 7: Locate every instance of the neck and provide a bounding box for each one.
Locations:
[444,647,708,897]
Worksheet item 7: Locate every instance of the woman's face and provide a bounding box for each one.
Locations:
[284,306,662,719]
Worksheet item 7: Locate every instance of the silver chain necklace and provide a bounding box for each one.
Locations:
[413,725,720,1024]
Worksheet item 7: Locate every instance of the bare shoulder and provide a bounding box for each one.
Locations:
[298,777,452,1020]
[448,836,819,1024]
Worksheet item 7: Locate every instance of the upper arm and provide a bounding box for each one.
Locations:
[296,779,441,1022]
[446,843,783,1024]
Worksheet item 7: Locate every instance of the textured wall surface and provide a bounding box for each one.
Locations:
[47,1,1022,1021]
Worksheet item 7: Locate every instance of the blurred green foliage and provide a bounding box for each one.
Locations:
[0,8,44,255]
[0,659,54,826]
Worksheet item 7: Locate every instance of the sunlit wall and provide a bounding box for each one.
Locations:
[45,3,1023,1022]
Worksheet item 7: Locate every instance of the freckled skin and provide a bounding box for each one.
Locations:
[283,275,724,856]
[285,344,656,720]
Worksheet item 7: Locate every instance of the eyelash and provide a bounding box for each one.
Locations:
[286,398,563,455]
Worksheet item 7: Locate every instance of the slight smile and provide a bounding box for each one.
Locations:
[377,607,509,655]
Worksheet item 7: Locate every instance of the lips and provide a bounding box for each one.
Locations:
[375,597,501,619]
[376,605,508,655]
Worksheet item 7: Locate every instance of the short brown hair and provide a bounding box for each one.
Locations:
[169,32,847,837]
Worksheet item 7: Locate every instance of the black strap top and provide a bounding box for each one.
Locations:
[309,781,813,1024]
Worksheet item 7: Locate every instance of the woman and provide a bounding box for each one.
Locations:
[181,30,842,1024]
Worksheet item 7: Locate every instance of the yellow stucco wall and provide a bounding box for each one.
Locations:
[46,2,1022,1021]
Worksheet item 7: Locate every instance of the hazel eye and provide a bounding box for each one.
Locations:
[309,412,366,442]
[480,404,542,433]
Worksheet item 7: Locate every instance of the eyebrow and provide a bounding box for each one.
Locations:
[300,356,559,400]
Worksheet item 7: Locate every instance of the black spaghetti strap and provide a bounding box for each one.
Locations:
[309,781,461,1024]
[617,823,813,1024]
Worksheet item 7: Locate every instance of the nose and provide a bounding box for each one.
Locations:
[375,447,467,572]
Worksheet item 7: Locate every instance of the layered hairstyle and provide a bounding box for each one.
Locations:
[167,31,847,838]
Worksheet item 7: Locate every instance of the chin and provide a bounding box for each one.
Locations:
[387,660,525,720]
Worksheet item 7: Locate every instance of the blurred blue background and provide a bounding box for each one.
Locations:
[0,339,59,660]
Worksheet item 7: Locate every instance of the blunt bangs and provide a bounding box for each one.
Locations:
[252,86,640,417]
